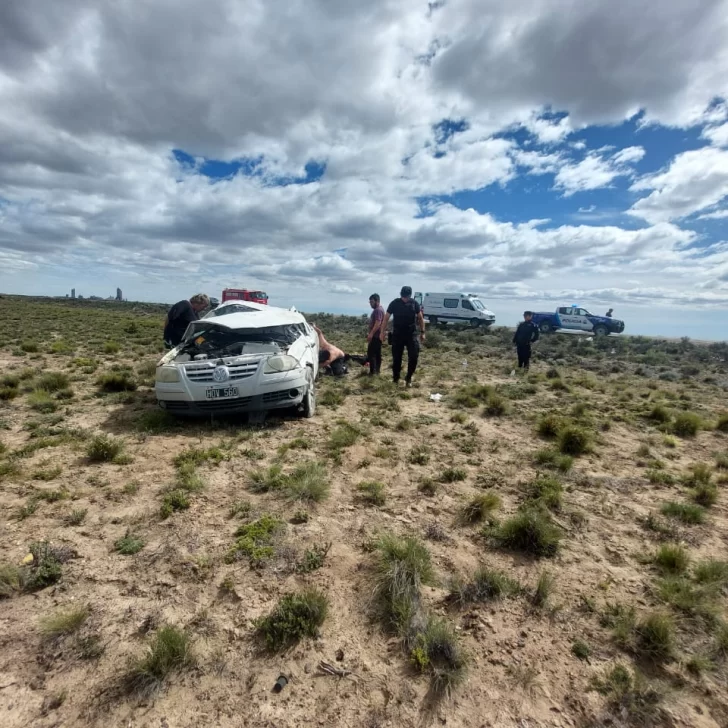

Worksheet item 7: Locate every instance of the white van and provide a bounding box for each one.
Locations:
[414,292,496,328]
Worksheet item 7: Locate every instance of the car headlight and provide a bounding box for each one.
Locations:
[263,355,299,373]
[156,366,181,383]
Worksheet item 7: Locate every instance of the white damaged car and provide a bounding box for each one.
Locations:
[155,301,319,417]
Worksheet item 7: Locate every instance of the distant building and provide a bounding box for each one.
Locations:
[116,287,123,301]
[71,288,76,299]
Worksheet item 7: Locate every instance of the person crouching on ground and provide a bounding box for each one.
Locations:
[380,286,425,386]
[163,293,210,348]
[513,311,540,371]
[313,324,348,376]
[366,293,385,375]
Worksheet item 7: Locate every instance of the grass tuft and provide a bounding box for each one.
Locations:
[661,501,705,524]
[558,425,591,456]
[114,530,145,555]
[410,617,467,698]
[124,626,195,698]
[254,588,329,652]
[524,474,563,511]
[491,508,561,558]
[590,664,663,724]
[97,371,137,392]
[634,612,675,662]
[460,492,501,524]
[671,412,701,438]
[357,480,386,506]
[449,565,520,604]
[36,372,70,393]
[439,467,467,483]
[653,543,690,574]
[87,434,125,463]
[40,606,89,638]
[531,570,555,608]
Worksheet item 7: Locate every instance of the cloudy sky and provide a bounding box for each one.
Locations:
[1,0,727,338]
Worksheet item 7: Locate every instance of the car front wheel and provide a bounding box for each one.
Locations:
[593,325,609,337]
[539,321,553,333]
[301,370,316,418]
[470,318,481,328]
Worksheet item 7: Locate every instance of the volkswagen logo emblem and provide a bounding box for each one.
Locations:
[212,365,230,383]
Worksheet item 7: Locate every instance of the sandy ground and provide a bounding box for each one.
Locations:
[1,311,727,728]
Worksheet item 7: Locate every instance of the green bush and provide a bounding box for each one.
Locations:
[160,489,191,518]
[716,413,728,433]
[28,390,58,413]
[653,544,689,574]
[87,434,124,463]
[537,414,562,439]
[647,405,671,423]
[534,448,574,472]
[124,626,195,697]
[483,394,508,417]
[449,565,520,603]
[635,612,675,662]
[409,616,467,698]
[24,542,63,592]
[452,384,492,409]
[227,514,283,565]
[439,467,467,483]
[492,508,561,557]
[21,341,39,353]
[692,483,718,508]
[254,588,329,651]
[661,501,705,524]
[460,492,501,523]
[558,426,591,456]
[0,386,19,401]
[357,480,386,506]
[524,475,563,511]
[114,530,145,555]
[36,372,70,393]
[103,341,121,354]
[97,371,137,392]
[672,412,701,438]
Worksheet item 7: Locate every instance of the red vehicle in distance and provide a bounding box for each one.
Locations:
[221,288,269,305]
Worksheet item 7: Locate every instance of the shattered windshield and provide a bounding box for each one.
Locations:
[205,304,258,317]
[180,324,303,357]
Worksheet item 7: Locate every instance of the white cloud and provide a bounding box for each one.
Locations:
[703,123,728,147]
[554,146,645,196]
[698,209,728,220]
[629,147,728,223]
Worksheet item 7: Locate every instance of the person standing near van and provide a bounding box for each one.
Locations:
[513,311,539,371]
[380,286,425,386]
[366,293,385,375]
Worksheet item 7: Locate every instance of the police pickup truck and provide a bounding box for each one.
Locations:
[531,306,625,336]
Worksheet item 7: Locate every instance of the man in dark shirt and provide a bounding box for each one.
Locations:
[380,286,425,386]
[513,311,540,371]
[605,308,613,318]
[163,293,210,347]
[366,293,385,375]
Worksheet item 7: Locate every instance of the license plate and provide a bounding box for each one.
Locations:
[205,387,239,400]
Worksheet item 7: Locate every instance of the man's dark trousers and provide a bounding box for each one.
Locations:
[367,337,382,375]
[392,331,419,382]
[516,344,531,369]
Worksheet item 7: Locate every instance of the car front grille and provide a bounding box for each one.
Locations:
[183,361,260,383]
[164,401,190,410]
[195,396,254,411]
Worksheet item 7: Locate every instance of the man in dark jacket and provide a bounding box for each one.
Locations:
[513,311,539,370]
[163,293,210,347]
[380,286,425,386]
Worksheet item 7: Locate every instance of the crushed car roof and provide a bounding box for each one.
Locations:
[194,302,308,330]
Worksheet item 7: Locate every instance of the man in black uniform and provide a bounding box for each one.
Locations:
[605,308,613,318]
[380,286,425,386]
[163,293,210,347]
[513,311,539,371]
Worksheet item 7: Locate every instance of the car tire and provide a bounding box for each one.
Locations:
[594,325,608,337]
[470,318,480,328]
[539,321,553,333]
[429,316,438,325]
[301,370,316,418]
